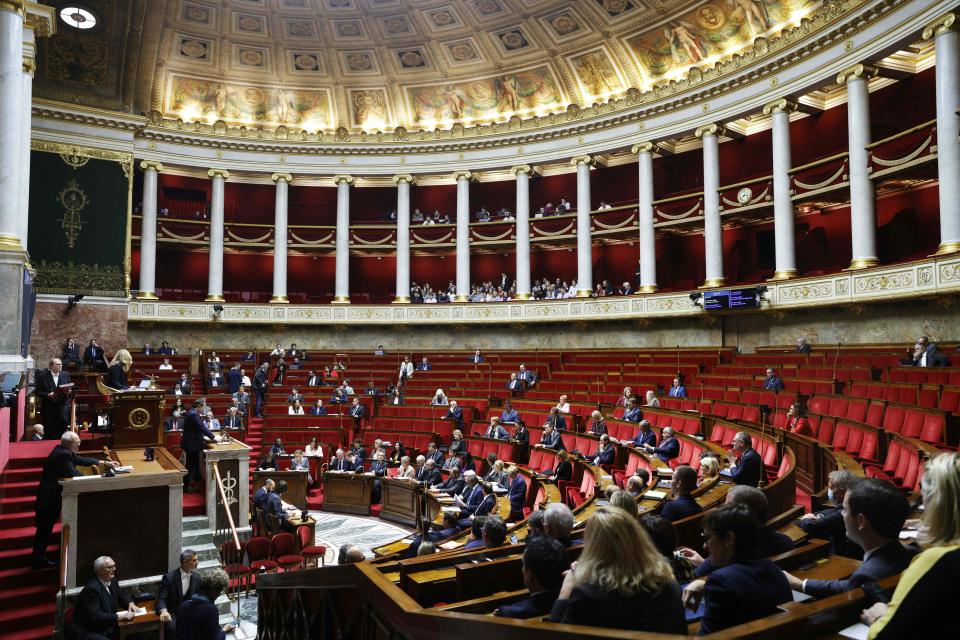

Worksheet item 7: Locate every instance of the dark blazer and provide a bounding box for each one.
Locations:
[417,363,432,371]
[541,431,565,451]
[106,363,128,390]
[496,590,560,619]
[267,491,287,522]
[156,568,200,617]
[438,476,465,495]
[474,493,497,518]
[632,429,657,448]
[221,415,243,430]
[696,527,796,578]
[459,483,485,516]
[589,421,608,437]
[370,460,388,477]
[350,404,366,419]
[329,457,352,472]
[416,467,441,486]
[72,576,132,637]
[83,345,106,369]
[731,448,762,487]
[623,407,643,422]
[513,426,529,444]
[484,425,509,440]
[805,541,914,598]
[698,557,792,634]
[426,449,445,466]
[253,368,268,391]
[471,355,485,363]
[550,581,686,633]
[799,506,862,558]
[501,409,520,423]
[652,437,680,462]
[797,343,812,353]
[39,445,99,494]
[592,446,614,467]
[660,494,702,522]
[227,369,242,394]
[181,410,215,453]
[763,376,785,391]
[174,594,225,640]
[252,487,270,513]
[508,476,527,512]
[36,369,72,405]
[546,414,567,431]
[310,406,327,416]
[553,460,573,481]
[444,407,464,428]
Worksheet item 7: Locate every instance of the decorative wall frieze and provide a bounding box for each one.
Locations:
[128,254,960,326]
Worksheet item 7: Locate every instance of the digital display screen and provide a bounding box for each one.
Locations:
[703,288,760,310]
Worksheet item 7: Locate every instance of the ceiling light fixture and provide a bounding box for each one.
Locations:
[59,6,97,30]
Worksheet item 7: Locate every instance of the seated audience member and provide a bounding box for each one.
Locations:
[506,372,524,395]
[668,377,686,398]
[785,478,913,598]
[555,395,571,414]
[395,455,416,479]
[609,489,639,517]
[623,399,643,423]
[799,469,862,558]
[424,441,444,466]
[796,336,812,353]
[550,450,573,482]
[644,426,679,463]
[479,516,508,550]
[911,335,949,367]
[463,516,488,550]
[588,410,608,436]
[698,455,720,484]
[626,475,647,497]
[288,400,305,415]
[159,358,173,370]
[660,465,703,522]
[222,407,243,430]
[483,456,507,485]
[539,423,565,451]
[640,515,698,582]
[71,556,139,639]
[727,431,761,487]
[763,367,785,391]
[267,480,294,529]
[543,503,577,547]
[501,400,519,424]
[415,541,437,556]
[258,451,278,471]
[441,400,464,429]
[63,338,83,368]
[786,403,813,436]
[286,387,304,405]
[861,452,960,637]
[156,550,200,636]
[448,429,465,455]
[645,389,660,408]
[338,545,365,564]
[549,507,686,633]
[310,399,327,416]
[304,438,323,458]
[631,419,657,448]
[305,370,320,387]
[407,513,461,557]
[253,479,273,513]
[207,370,222,387]
[517,363,536,387]
[591,434,615,467]
[512,421,529,446]
[175,568,234,638]
[430,388,448,406]
[416,458,441,487]
[494,535,568,619]
[616,387,633,407]
[484,416,509,440]
[543,406,567,431]
[329,448,353,472]
[682,505,792,634]
[270,438,286,457]
[435,466,464,495]
[416,356,432,371]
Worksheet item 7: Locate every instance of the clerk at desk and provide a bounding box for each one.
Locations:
[106,349,134,390]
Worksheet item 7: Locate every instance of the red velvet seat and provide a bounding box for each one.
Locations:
[246,536,279,574]
[219,540,252,594]
[297,525,326,567]
[272,532,305,571]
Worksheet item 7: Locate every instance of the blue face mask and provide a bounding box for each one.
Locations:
[827,488,835,502]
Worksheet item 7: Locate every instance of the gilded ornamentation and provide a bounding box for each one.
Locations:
[56,179,88,248]
[939,263,960,283]
[853,272,913,293]
[128,408,151,430]
[778,282,832,301]
[59,152,90,170]
[33,260,124,296]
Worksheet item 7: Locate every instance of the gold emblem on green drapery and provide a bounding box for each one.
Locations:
[56,179,88,248]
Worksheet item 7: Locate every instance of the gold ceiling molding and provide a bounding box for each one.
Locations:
[30,140,133,165]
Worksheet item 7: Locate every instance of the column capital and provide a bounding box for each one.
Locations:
[452,170,473,182]
[695,123,727,139]
[208,168,230,179]
[569,155,593,167]
[511,164,537,176]
[25,3,56,37]
[140,161,164,173]
[392,174,416,184]
[631,142,655,155]
[333,174,354,185]
[923,12,957,39]
[836,63,879,85]
[22,56,35,75]
[271,173,293,183]
[0,1,25,17]
[762,97,799,115]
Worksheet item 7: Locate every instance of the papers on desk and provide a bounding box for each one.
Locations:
[657,479,673,489]
[837,623,870,640]
[899,529,919,540]
[719,468,733,477]
[441,506,460,515]
[643,490,669,500]
[114,466,134,473]
[656,468,674,476]
[791,590,813,603]
[133,606,148,617]
[72,474,100,481]
[439,541,462,550]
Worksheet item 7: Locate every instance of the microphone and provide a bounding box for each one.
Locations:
[832,342,842,380]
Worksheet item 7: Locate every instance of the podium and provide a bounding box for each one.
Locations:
[60,447,185,589]
[97,379,166,448]
[204,440,252,535]
[379,478,421,526]
[321,472,373,515]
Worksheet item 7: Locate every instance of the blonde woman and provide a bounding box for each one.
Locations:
[430,389,448,406]
[645,390,660,408]
[548,507,685,632]
[862,452,960,638]
[107,349,133,390]
[699,456,720,484]
[616,386,633,407]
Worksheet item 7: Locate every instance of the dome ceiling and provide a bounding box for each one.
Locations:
[36,0,823,132]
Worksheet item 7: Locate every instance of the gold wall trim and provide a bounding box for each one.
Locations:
[31,140,133,165]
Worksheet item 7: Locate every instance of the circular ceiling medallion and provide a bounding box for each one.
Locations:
[59,6,97,30]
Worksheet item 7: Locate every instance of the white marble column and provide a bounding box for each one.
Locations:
[453,171,472,302]
[17,35,33,249]
[393,174,414,303]
[571,156,593,297]
[925,13,960,255]
[764,98,799,280]
[696,124,726,287]
[332,175,353,303]
[206,169,228,302]
[0,2,25,252]
[838,64,879,269]
[632,143,658,293]
[137,161,163,300]
[270,173,292,303]
[513,165,532,299]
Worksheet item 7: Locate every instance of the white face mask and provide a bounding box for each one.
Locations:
[827,488,835,502]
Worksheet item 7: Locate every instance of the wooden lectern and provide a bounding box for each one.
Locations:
[379,478,421,526]
[96,378,166,448]
[321,472,373,515]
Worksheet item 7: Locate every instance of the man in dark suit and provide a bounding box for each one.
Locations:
[174,568,233,640]
[305,370,321,387]
[912,335,949,367]
[644,426,679,463]
[798,469,861,558]
[590,435,615,467]
[417,459,442,487]
[436,467,464,494]
[506,466,527,522]
[518,364,536,387]
[221,407,243,430]
[83,339,107,371]
[540,424,565,451]
[727,431,762,487]
[157,341,174,355]
[425,442,444,466]
[506,372,525,396]
[32,432,111,568]
[252,362,269,418]
[35,357,72,440]
[416,356,432,371]
[543,407,567,431]
[405,513,461,557]
[253,479,273,513]
[156,550,200,635]
[763,367,785,391]
[226,364,242,394]
[63,338,83,368]
[470,349,484,364]
[484,417,509,440]
[182,399,218,493]
[660,465,703,522]
[785,478,914,598]
[495,535,567,619]
[267,480,293,531]
[329,448,353,472]
[455,472,484,519]
[441,400,464,429]
[71,556,138,639]
[631,420,657,448]
[349,397,366,428]
[796,337,812,353]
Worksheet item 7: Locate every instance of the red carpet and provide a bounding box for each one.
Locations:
[183,490,205,517]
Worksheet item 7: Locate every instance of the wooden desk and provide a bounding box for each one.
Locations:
[322,471,373,515]
[794,555,861,582]
[380,477,421,526]
[252,470,308,510]
[118,610,164,639]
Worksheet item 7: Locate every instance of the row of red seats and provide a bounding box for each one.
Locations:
[887,368,960,385]
[865,435,926,492]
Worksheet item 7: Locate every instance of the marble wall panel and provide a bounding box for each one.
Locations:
[32,301,129,363]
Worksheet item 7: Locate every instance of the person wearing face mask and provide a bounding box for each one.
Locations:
[726,432,761,487]
[799,469,862,558]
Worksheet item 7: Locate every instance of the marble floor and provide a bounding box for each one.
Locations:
[225,510,412,637]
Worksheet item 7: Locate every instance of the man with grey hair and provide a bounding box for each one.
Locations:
[28,423,44,441]
[71,556,138,637]
[175,568,234,636]
[727,431,762,487]
[643,426,679,463]
[330,447,352,472]
[32,432,113,568]
[543,502,577,546]
[156,549,200,634]
[799,469,861,558]
[338,544,365,564]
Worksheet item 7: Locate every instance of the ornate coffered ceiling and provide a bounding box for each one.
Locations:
[33,0,824,132]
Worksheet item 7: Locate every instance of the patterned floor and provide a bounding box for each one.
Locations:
[226,511,412,637]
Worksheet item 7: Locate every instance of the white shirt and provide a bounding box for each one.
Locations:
[52,372,60,386]
[159,364,173,370]
[242,375,251,386]
[304,445,324,458]
[288,406,304,415]
[180,570,191,596]
[556,402,570,414]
